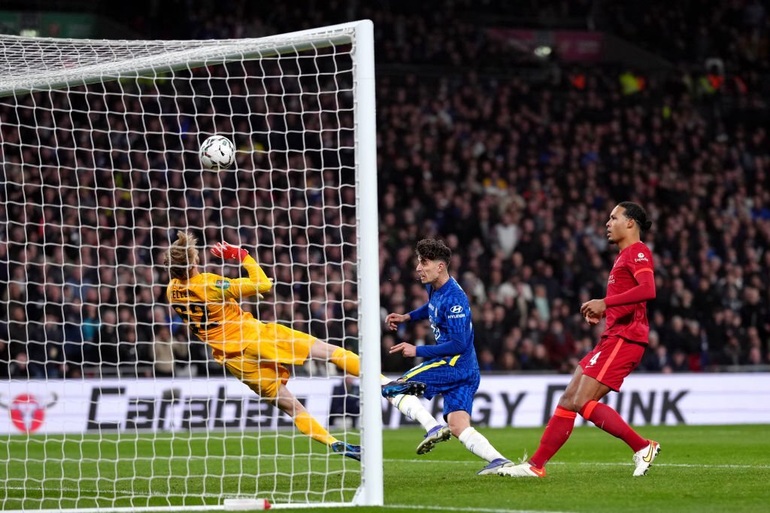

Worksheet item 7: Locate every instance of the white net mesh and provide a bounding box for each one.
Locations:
[0,22,372,511]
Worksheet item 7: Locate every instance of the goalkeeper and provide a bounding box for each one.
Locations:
[165,231,423,461]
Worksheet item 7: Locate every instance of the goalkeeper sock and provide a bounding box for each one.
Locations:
[458,427,505,462]
[294,411,336,446]
[392,394,439,432]
[330,347,360,376]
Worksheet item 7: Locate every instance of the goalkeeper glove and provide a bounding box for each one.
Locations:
[210,242,249,262]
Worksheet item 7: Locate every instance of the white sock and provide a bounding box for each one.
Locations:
[458,427,505,462]
[391,394,439,432]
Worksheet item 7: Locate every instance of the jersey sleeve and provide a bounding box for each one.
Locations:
[408,303,430,321]
[223,255,273,300]
[415,294,472,358]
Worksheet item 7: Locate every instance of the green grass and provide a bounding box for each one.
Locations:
[2,425,769,512]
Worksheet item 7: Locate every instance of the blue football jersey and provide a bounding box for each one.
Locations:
[409,277,478,371]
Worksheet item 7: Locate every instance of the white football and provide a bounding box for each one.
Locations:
[199,135,235,170]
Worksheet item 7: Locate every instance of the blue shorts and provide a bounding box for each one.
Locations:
[400,358,480,418]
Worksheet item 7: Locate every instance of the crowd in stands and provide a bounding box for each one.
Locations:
[0,0,769,379]
[598,0,768,71]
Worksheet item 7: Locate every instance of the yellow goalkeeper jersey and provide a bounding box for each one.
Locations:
[166,255,273,356]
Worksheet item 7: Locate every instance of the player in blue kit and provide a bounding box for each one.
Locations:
[385,238,514,475]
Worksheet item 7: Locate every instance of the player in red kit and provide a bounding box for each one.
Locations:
[499,201,660,478]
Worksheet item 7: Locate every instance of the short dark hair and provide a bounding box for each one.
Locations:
[416,238,451,265]
[618,201,652,232]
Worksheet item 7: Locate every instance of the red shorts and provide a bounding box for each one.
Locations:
[579,335,646,391]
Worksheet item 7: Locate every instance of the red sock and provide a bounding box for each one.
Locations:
[580,400,648,452]
[530,406,577,468]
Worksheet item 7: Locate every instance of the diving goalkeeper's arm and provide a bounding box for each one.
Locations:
[210,241,273,298]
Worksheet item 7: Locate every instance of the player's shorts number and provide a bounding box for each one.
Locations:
[172,302,219,336]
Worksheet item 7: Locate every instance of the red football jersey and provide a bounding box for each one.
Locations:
[603,241,654,343]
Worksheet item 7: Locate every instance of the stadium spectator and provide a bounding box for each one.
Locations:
[97,309,121,374]
[541,319,577,373]
[328,376,360,428]
[8,352,32,380]
[0,339,9,379]
[61,300,85,377]
[42,311,65,379]
[152,332,174,378]
[639,330,668,372]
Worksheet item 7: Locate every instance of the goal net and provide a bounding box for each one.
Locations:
[0,20,382,511]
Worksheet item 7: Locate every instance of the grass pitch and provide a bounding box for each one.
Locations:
[2,424,769,512]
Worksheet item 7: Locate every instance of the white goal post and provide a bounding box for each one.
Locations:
[0,20,382,511]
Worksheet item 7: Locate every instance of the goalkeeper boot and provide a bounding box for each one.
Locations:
[331,441,361,461]
[416,425,452,455]
[381,379,426,398]
[477,458,513,475]
[632,440,660,476]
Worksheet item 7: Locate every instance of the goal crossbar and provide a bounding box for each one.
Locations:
[0,21,361,96]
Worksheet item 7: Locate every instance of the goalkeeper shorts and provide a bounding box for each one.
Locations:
[213,322,316,398]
